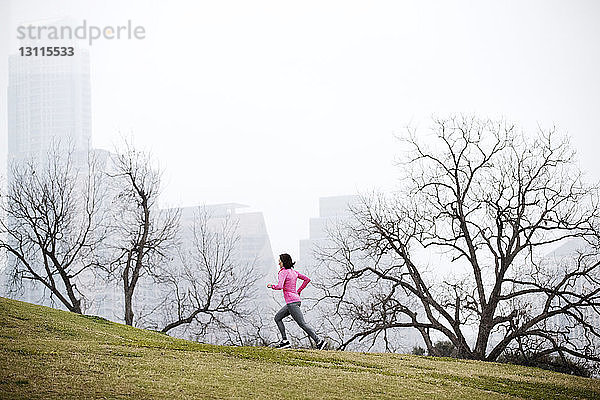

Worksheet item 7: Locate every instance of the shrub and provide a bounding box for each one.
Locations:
[498,352,594,378]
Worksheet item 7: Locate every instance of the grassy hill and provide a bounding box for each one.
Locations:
[0,297,598,399]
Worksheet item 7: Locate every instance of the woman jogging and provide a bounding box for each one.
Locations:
[267,253,326,349]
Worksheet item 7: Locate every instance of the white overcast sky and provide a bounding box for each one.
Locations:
[1,0,599,263]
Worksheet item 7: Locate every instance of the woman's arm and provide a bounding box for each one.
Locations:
[270,270,286,290]
[296,272,311,294]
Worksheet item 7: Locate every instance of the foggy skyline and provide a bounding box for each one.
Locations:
[1,0,599,262]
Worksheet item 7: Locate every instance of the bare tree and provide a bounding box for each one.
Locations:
[107,141,180,326]
[0,145,107,314]
[316,116,600,367]
[149,207,262,342]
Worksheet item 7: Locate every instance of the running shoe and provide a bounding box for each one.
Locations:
[316,339,327,350]
[276,340,291,349]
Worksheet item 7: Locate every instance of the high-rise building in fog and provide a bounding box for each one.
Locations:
[543,239,600,347]
[178,203,275,279]
[7,47,91,167]
[299,195,361,270]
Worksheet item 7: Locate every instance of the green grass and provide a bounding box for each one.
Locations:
[0,297,598,399]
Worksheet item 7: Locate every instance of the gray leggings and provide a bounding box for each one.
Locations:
[274,301,319,343]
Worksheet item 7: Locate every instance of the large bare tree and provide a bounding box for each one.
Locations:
[148,208,262,343]
[107,141,180,326]
[315,116,600,367]
[0,145,107,314]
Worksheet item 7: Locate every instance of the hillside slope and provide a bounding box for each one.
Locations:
[0,297,598,399]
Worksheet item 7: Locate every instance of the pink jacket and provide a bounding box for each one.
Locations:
[271,268,311,304]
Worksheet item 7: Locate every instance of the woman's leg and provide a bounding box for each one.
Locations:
[287,302,320,343]
[274,304,290,341]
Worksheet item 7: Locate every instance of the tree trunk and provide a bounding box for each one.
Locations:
[124,289,134,326]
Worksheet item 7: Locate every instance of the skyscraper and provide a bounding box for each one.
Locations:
[7,31,90,167]
[299,195,361,270]
[177,203,275,280]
